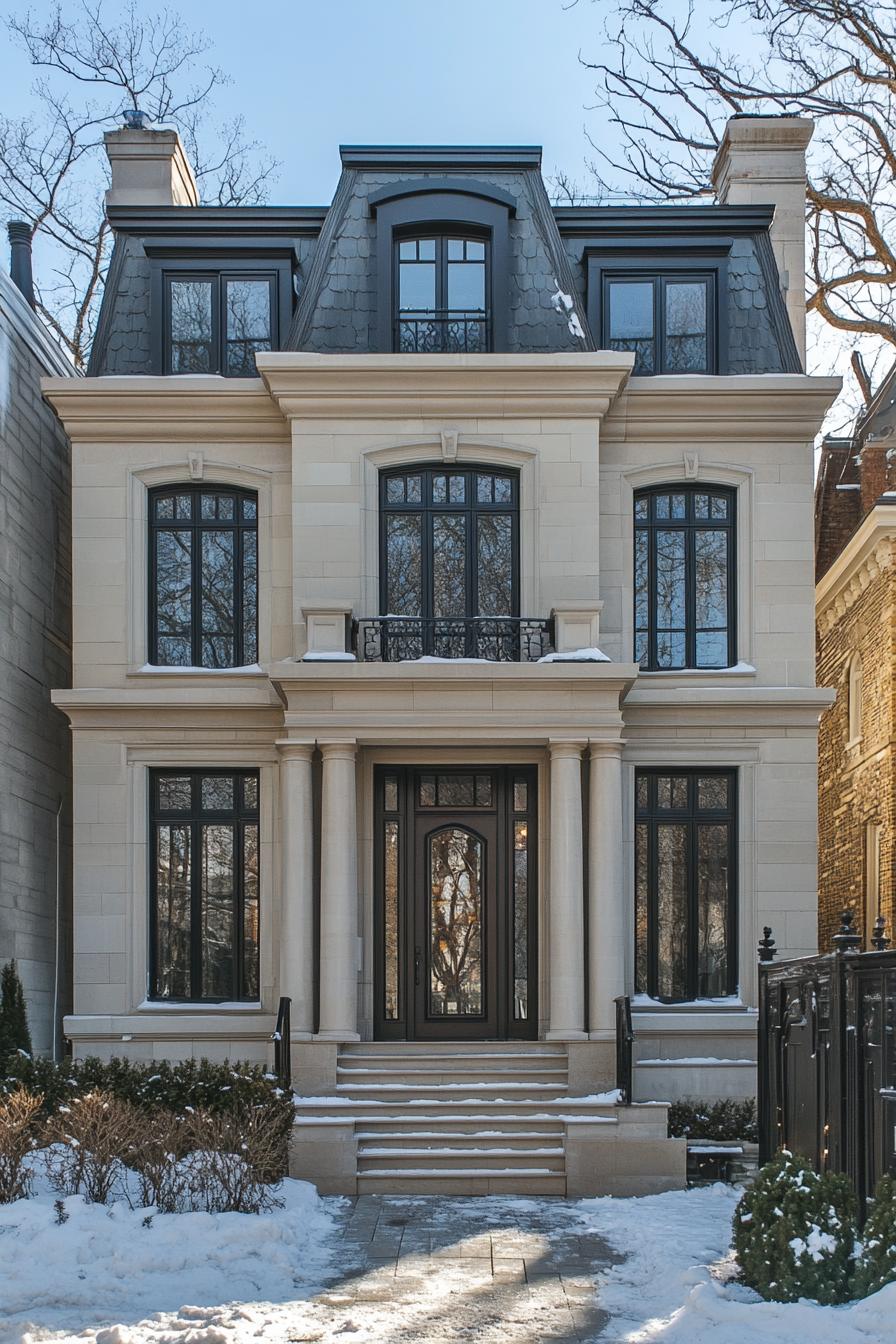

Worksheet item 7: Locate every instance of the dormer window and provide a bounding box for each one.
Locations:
[605,274,714,374]
[166,273,275,375]
[396,235,489,353]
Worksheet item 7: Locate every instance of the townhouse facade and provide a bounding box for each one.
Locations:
[0,226,73,1056]
[44,115,837,1193]
[816,363,896,950]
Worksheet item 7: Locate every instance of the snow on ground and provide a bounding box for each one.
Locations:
[578,1182,895,1342]
[0,1180,339,1344]
[1,1181,894,1343]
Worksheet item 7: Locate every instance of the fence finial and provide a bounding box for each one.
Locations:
[833,908,862,955]
[871,915,890,952]
[758,926,776,962]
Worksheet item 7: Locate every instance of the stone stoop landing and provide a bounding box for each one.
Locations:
[289,1042,686,1196]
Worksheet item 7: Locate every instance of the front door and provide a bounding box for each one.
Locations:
[374,766,537,1040]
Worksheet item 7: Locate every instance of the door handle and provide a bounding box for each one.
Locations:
[414,946,422,987]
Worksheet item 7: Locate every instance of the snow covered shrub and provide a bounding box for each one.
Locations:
[129,1109,193,1213]
[733,1149,858,1304]
[43,1090,144,1204]
[855,1174,896,1298]
[668,1098,758,1142]
[177,1106,284,1213]
[0,1086,41,1202]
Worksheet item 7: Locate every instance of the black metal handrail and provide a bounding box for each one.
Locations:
[352,615,554,664]
[272,995,291,1089]
[615,994,634,1105]
[396,309,490,353]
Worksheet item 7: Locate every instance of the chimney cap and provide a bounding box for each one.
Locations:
[122,108,151,131]
[7,219,32,242]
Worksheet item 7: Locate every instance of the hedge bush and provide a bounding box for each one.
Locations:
[733,1150,858,1304]
[855,1174,896,1298]
[0,1055,294,1179]
[668,1097,758,1142]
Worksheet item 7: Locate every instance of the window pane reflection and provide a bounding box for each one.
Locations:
[428,828,484,1017]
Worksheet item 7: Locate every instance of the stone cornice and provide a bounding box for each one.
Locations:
[41,376,287,443]
[256,352,634,420]
[816,503,896,633]
[602,374,841,443]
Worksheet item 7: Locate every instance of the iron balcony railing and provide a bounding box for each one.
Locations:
[352,616,554,664]
[396,309,490,354]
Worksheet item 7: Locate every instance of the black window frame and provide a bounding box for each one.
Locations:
[369,181,514,353]
[586,246,729,375]
[148,253,294,376]
[634,767,738,1004]
[148,483,258,669]
[602,271,716,375]
[379,464,520,625]
[393,231,491,353]
[149,768,260,1003]
[634,483,736,671]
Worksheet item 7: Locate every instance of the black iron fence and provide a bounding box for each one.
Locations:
[352,615,554,663]
[396,309,490,353]
[758,912,896,1215]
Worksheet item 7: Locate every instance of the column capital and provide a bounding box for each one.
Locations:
[588,739,625,761]
[548,739,586,761]
[319,739,357,762]
[275,739,315,761]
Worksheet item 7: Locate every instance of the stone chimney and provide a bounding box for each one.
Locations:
[104,127,199,210]
[711,114,813,368]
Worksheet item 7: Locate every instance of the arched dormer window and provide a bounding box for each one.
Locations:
[369,179,515,353]
[847,653,863,746]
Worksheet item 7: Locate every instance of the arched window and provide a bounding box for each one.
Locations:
[848,653,863,745]
[149,484,258,668]
[395,234,489,352]
[634,484,736,670]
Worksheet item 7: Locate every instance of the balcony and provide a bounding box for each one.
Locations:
[352,616,554,663]
[395,309,490,354]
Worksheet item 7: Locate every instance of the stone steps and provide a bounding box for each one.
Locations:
[290,1041,686,1196]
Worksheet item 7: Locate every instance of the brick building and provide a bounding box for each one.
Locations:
[0,225,73,1054]
[816,362,896,949]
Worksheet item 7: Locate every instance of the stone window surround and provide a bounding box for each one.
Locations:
[619,460,755,676]
[359,439,540,622]
[126,748,278,1016]
[126,460,274,673]
[621,750,759,1010]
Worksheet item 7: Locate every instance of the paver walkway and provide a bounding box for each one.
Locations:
[300,1193,622,1342]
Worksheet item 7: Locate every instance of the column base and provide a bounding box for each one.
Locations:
[545,1029,589,1042]
[588,1029,615,1043]
[288,1030,314,1043]
[313,1030,361,1042]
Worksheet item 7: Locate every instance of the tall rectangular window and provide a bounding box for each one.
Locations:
[634,485,735,670]
[150,485,258,669]
[151,770,260,1002]
[395,235,489,352]
[635,769,737,1002]
[165,273,274,376]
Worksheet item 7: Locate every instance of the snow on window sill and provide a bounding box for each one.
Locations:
[537,647,610,663]
[631,994,747,1011]
[136,1000,264,1012]
[638,662,756,677]
[301,651,357,662]
[133,664,265,676]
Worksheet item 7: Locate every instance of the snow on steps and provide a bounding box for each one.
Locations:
[290,1041,683,1196]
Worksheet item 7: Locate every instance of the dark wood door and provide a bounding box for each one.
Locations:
[373,766,537,1041]
[412,809,499,1039]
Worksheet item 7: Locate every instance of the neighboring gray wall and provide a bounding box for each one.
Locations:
[0,268,72,1056]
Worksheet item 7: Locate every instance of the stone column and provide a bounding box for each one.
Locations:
[277,742,315,1038]
[588,741,626,1038]
[547,740,588,1040]
[317,741,360,1041]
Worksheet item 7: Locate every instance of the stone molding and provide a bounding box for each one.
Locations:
[817,507,896,633]
[603,374,840,443]
[41,377,287,443]
[257,351,634,420]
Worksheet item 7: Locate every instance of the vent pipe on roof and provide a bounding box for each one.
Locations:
[7,220,35,309]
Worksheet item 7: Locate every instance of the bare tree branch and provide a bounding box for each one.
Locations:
[1,0,279,367]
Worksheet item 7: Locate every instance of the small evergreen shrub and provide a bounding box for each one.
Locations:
[733,1150,858,1304]
[855,1174,896,1298]
[0,961,32,1062]
[668,1097,758,1142]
